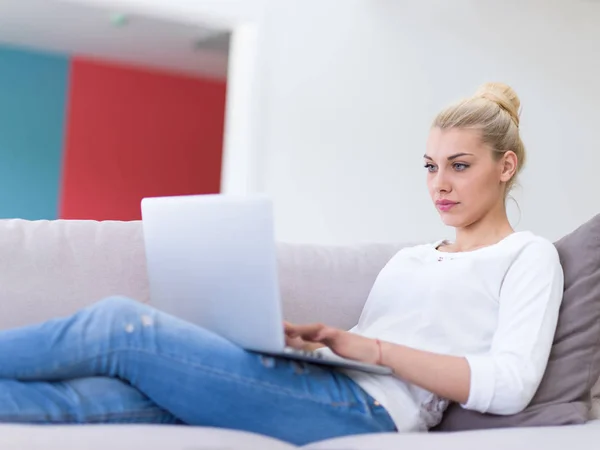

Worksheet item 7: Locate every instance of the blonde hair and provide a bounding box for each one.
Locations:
[433,82,526,194]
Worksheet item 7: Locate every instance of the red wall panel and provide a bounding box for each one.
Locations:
[60,57,226,221]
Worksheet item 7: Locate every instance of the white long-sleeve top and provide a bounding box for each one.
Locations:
[328,231,565,431]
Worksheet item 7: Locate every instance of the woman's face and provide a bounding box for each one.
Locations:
[424,127,516,229]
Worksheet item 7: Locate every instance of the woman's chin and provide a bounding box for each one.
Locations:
[438,213,469,228]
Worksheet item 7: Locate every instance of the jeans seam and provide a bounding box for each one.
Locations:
[0,409,170,423]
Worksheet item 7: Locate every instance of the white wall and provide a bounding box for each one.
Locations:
[65,0,600,245]
[60,0,268,27]
[245,0,600,244]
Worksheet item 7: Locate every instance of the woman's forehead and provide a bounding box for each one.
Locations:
[425,128,486,159]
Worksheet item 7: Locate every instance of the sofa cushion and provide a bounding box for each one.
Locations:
[276,242,409,330]
[308,421,600,450]
[0,219,408,334]
[593,378,600,419]
[0,424,294,450]
[434,213,600,430]
[0,219,151,330]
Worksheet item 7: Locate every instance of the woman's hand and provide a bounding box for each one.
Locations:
[285,323,471,405]
[284,321,325,352]
[284,321,379,364]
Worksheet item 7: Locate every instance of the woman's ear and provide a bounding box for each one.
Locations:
[500,150,518,183]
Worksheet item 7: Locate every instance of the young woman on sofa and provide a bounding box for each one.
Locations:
[0,82,563,446]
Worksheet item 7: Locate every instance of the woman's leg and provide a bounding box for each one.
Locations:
[0,296,395,445]
[0,377,179,424]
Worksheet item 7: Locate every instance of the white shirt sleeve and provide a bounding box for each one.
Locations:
[462,239,564,415]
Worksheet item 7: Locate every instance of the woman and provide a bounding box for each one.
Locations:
[0,82,563,445]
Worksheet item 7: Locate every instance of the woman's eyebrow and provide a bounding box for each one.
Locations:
[423,152,474,161]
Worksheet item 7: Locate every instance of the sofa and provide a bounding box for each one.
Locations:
[0,218,598,449]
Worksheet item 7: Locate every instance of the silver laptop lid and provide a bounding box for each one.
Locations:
[140,194,285,353]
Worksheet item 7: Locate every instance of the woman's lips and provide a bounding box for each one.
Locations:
[436,200,458,212]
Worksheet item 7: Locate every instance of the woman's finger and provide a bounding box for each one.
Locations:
[291,323,324,337]
[285,335,305,349]
[283,321,296,336]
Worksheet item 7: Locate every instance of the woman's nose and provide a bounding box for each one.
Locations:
[433,171,451,193]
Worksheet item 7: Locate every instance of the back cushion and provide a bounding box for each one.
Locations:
[0,219,406,333]
[434,213,600,430]
[276,242,409,329]
[593,378,600,419]
[0,219,150,330]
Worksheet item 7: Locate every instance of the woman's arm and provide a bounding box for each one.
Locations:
[380,343,471,404]
[286,240,564,414]
[285,322,470,403]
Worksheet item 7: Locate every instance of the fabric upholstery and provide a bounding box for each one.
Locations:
[0,219,407,333]
[0,219,150,330]
[308,420,600,450]
[593,378,600,419]
[0,421,599,450]
[276,241,408,329]
[0,424,294,450]
[0,217,598,446]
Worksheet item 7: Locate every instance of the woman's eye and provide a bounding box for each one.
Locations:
[424,163,437,172]
[453,163,469,171]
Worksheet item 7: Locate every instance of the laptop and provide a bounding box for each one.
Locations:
[140,193,392,375]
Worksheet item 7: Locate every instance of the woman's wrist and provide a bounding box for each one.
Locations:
[374,339,396,369]
[374,338,383,365]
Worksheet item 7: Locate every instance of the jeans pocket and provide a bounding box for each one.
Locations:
[349,386,397,432]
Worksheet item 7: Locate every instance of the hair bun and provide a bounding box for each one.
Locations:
[474,82,521,127]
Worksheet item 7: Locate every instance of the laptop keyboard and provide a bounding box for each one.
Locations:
[283,347,324,359]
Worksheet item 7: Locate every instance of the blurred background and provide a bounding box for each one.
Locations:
[0,0,599,246]
[0,0,229,221]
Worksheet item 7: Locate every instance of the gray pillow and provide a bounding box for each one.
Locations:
[433,213,600,431]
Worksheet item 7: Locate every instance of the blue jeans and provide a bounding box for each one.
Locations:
[0,297,396,445]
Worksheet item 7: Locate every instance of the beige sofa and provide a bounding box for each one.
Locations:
[0,218,598,450]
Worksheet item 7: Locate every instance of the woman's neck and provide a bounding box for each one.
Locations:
[449,205,514,252]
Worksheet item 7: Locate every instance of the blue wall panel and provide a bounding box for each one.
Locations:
[0,44,68,219]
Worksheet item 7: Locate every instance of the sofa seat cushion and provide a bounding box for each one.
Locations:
[0,424,295,450]
[308,421,600,450]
